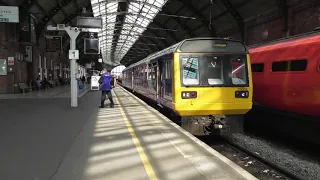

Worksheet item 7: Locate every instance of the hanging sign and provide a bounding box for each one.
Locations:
[8,57,14,65]
[0,6,19,23]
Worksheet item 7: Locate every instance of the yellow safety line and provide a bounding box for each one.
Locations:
[113,90,158,180]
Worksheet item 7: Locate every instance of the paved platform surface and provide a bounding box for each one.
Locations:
[0,90,100,180]
[51,87,258,180]
[0,86,257,180]
[0,84,90,99]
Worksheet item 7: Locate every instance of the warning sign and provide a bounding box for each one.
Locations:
[8,57,14,65]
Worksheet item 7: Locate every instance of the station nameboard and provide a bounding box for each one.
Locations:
[0,6,19,23]
[45,36,62,52]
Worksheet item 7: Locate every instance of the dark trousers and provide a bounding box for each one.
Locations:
[101,90,114,107]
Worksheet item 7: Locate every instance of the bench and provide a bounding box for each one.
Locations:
[18,83,33,93]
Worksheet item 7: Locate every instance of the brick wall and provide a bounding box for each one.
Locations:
[34,31,68,81]
[291,3,320,35]
[0,18,70,93]
[0,76,7,93]
[0,22,19,93]
[217,0,320,46]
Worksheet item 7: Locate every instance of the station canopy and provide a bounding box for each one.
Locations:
[90,0,168,65]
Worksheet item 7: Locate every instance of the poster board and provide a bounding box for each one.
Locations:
[0,59,7,75]
[91,75,100,90]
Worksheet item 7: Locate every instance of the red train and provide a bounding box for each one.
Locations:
[249,31,320,117]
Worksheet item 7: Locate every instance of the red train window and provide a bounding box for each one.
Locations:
[272,59,307,72]
[251,63,264,72]
[318,61,320,71]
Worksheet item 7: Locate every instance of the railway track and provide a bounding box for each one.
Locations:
[220,136,296,180]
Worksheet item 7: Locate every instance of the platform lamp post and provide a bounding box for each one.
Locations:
[46,17,102,107]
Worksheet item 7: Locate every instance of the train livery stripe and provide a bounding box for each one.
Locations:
[113,91,158,180]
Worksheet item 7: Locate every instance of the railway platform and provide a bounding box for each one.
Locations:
[51,86,257,180]
[0,86,257,180]
[0,84,90,99]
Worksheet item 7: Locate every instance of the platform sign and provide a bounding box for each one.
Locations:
[0,6,19,23]
[45,36,62,52]
[8,57,14,66]
[69,50,79,60]
[91,76,101,90]
[77,17,102,28]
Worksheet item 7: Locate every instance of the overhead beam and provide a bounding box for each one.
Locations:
[176,0,217,36]
[219,0,245,42]
[162,7,196,38]
[19,0,37,11]
[35,0,74,42]
[100,26,171,47]
[191,0,252,34]
[92,0,161,10]
[275,0,289,37]
[111,1,129,61]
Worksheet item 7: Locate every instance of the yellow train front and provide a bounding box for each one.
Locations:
[122,38,253,136]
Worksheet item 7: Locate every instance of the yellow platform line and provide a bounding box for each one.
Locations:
[113,90,158,180]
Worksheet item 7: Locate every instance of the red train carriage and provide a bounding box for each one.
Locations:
[249,31,320,117]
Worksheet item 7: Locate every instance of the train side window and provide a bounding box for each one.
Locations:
[272,59,307,72]
[251,63,264,72]
[165,60,171,79]
[318,61,320,72]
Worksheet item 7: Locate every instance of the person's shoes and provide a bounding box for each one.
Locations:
[99,106,104,108]
[110,104,114,108]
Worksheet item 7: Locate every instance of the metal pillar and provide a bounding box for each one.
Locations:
[46,24,101,108]
[65,28,80,107]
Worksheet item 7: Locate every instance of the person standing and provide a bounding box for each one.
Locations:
[98,68,115,108]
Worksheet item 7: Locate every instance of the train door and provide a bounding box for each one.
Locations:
[147,61,157,100]
[131,69,134,90]
[159,60,165,100]
[156,61,160,103]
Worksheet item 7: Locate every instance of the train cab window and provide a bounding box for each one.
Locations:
[181,57,199,85]
[205,56,224,85]
[230,57,247,85]
[272,59,307,72]
[251,63,264,72]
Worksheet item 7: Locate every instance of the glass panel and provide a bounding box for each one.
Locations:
[90,0,168,62]
[182,57,199,85]
[205,56,224,85]
[251,63,264,72]
[272,60,307,72]
[231,58,247,85]
[180,54,249,87]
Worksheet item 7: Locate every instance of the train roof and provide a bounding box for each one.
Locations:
[248,31,320,53]
[124,37,245,70]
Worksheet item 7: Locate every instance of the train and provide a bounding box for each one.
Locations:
[121,37,253,136]
[249,31,320,117]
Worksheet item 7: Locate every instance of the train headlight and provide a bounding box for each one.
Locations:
[181,91,197,99]
[235,91,249,98]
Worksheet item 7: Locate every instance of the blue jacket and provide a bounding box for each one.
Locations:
[98,73,113,91]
